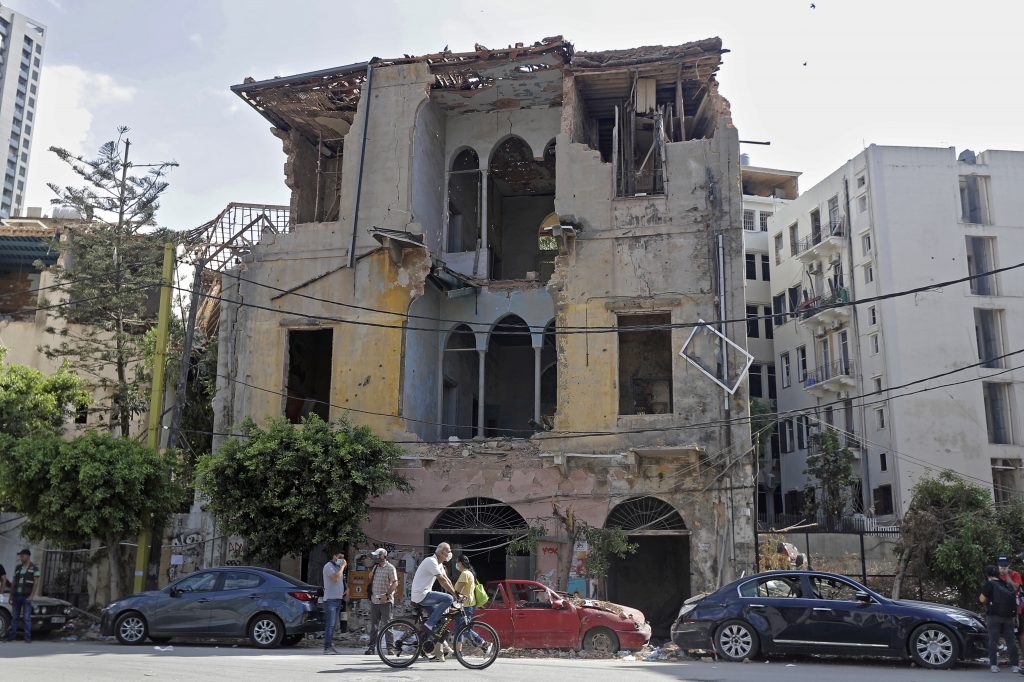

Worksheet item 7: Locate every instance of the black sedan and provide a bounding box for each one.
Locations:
[671,570,986,670]
[101,567,323,648]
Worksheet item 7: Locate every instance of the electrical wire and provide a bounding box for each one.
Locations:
[200,259,1024,336]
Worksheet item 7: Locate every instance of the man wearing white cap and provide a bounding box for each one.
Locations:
[366,548,398,655]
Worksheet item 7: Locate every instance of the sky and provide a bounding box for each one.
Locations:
[10,0,1024,231]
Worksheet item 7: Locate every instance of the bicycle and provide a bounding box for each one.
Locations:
[376,598,500,669]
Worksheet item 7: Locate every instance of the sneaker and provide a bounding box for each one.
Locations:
[481,641,493,656]
[994,665,1001,673]
[364,646,374,655]
[1014,667,1020,674]
[323,647,340,655]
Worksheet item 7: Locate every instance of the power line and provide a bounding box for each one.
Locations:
[204,259,1024,336]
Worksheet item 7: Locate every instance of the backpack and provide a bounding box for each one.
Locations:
[989,579,1017,617]
[473,581,489,608]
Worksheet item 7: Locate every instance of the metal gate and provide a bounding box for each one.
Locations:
[43,549,89,609]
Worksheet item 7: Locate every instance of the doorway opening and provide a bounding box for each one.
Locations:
[427,497,531,582]
[285,328,333,423]
[485,315,534,436]
[441,325,479,439]
[605,497,689,640]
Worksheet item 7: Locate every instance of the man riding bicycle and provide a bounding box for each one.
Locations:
[411,542,459,639]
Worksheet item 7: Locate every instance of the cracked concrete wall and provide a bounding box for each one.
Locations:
[337,63,434,258]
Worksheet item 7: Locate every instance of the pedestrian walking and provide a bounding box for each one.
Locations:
[5,549,40,643]
[981,562,1020,673]
[322,547,347,655]
[365,548,398,655]
[453,554,490,653]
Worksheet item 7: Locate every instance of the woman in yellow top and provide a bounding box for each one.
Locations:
[453,555,488,650]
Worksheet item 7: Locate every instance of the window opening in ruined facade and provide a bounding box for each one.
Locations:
[759,211,772,232]
[446,149,481,253]
[992,459,1022,504]
[743,209,755,231]
[959,175,990,224]
[975,308,1005,369]
[487,137,555,280]
[537,210,560,283]
[617,313,673,415]
[967,236,998,295]
[442,325,479,440]
[485,315,534,436]
[285,328,333,423]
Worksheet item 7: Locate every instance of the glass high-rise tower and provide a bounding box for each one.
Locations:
[0,6,45,218]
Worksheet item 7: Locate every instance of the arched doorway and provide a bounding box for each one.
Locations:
[427,497,531,582]
[485,315,533,436]
[605,497,690,640]
[441,325,479,439]
[487,136,555,280]
[447,149,480,253]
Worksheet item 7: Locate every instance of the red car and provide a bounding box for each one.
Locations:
[475,580,651,653]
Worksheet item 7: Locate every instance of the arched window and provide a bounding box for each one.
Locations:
[431,497,528,531]
[447,149,480,253]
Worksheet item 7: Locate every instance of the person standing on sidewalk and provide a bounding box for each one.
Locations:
[322,548,347,655]
[5,549,40,643]
[365,548,398,655]
[981,562,1020,674]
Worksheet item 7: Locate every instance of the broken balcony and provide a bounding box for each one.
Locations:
[796,216,845,263]
[803,359,856,397]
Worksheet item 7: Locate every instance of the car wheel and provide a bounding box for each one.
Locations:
[114,612,149,645]
[583,627,620,655]
[282,634,303,646]
[248,613,284,649]
[149,636,172,644]
[909,623,958,670]
[714,619,759,662]
[0,610,10,639]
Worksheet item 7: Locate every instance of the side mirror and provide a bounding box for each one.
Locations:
[854,591,872,604]
[169,588,181,598]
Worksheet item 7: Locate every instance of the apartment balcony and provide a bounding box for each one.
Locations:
[808,431,863,458]
[804,359,856,396]
[797,287,851,329]
[796,217,845,263]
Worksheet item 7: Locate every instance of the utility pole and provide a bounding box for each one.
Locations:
[132,241,174,594]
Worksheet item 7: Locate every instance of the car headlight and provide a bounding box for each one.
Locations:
[677,603,697,620]
[949,612,984,629]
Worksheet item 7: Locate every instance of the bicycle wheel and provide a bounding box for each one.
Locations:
[377,619,422,668]
[453,621,500,670]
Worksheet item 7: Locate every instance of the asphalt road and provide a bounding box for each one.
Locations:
[0,640,1002,680]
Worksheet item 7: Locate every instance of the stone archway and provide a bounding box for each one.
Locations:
[427,497,531,582]
[605,496,690,640]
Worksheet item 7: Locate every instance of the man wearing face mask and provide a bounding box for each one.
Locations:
[410,542,458,639]
[322,548,347,655]
[365,548,398,655]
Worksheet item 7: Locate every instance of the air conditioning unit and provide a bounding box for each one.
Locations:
[807,262,822,275]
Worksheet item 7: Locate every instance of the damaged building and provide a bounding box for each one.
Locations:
[216,36,753,637]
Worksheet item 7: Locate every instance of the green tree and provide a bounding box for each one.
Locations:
[802,430,855,525]
[0,348,89,443]
[0,432,183,602]
[196,415,411,563]
[41,128,177,437]
[894,471,1024,604]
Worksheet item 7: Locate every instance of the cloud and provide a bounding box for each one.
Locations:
[24,65,135,214]
[189,33,202,47]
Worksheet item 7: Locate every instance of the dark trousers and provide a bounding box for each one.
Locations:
[6,595,31,641]
[367,601,393,651]
[988,613,1019,666]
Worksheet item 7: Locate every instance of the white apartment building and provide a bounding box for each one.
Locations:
[741,160,799,521]
[769,144,1024,521]
[0,6,44,218]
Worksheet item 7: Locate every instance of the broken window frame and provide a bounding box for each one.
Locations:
[284,327,334,424]
[679,318,755,396]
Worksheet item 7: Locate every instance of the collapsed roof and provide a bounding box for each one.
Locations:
[231,36,726,147]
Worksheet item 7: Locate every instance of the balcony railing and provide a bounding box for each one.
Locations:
[797,287,850,319]
[806,359,854,386]
[796,217,845,255]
